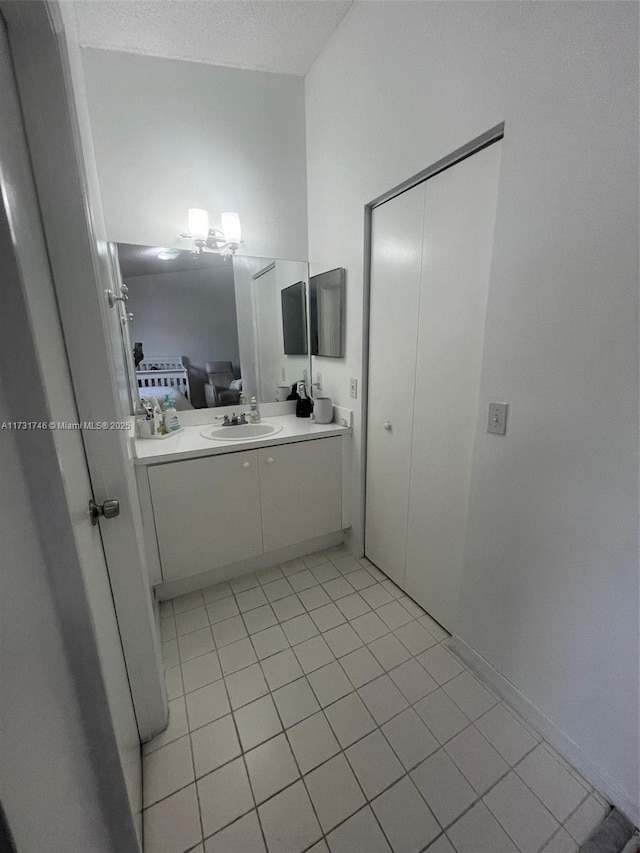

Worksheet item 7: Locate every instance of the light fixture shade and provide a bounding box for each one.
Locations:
[221,212,242,244]
[188,208,209,241]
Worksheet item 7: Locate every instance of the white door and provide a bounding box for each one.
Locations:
[405,142,502,629]
[5,0,166,747]
[365,184,426,586]
[0,16,142,828]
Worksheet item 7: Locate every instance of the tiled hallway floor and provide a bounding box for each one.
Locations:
[145,546,609,853]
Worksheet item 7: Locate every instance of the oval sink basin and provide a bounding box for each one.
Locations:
[200,422,283,441]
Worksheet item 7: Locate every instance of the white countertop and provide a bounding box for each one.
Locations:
[133,413,351,466]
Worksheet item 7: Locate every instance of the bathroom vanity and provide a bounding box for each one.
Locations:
[134,413,351,597]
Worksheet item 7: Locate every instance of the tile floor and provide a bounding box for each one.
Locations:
[145,545,609,853]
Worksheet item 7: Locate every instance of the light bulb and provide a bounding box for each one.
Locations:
[221,212,242,245]
[188,208,209,241]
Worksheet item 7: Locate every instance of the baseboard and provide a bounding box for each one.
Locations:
[448,636,639,827]
[154,531,345,600]
[341,527,365,559]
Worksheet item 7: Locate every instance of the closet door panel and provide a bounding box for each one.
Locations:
[365,184,426,586]
[404,141,502,630]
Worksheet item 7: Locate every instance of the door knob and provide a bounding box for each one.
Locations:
[383,421,392,430]
[89,498,120,526]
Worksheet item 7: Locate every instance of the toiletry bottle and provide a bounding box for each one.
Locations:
[164,398,181,432]
[249,396,261,423]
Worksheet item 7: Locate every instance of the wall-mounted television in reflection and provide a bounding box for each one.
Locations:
[310,267,345,357]
[281,281,308,355]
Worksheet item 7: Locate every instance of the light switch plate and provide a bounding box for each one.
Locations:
[487,403,508,435]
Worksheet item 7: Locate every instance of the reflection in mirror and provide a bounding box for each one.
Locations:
[281,281,308,355]
[310,267,345,358]
[235,257,309,404]
[114,243,310,412]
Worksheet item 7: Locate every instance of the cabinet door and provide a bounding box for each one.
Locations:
[148,450,263,581]
[259,438,342,553]
[365,183,426,586]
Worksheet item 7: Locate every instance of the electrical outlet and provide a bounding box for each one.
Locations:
[281,367,286,381]
[350,378,358,399]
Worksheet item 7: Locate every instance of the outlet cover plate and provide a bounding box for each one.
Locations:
[487,403,508,435]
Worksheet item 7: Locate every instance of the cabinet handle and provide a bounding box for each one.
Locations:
[383,421,392,431]
[267,457,275,464]
[242,462,250,468]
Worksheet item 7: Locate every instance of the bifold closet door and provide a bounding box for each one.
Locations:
[404,141,502,630]
[365,183,426,586]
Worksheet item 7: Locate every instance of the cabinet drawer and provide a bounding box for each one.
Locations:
[258,437,342,553]
[149,450,263,581]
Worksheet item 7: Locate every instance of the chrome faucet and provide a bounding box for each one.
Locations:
[221,412,247,426]
[214,412,249,426]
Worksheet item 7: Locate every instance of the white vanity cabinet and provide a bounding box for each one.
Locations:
[148,449,263,582]
[147,436,343,583]
[258,437,342,552]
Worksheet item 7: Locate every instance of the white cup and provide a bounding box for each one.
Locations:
[313,397,333,424]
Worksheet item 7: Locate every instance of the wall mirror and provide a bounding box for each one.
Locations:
[112,242,310,412]
[310,267,345,358]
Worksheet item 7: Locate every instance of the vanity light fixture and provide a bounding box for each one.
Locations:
[181,208,243,255]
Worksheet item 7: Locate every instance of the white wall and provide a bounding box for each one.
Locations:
[126,266,240,408]
[305,0,639,821]
[81,48,308,260]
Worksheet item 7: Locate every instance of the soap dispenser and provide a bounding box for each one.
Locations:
[249,396,261,423]
[163,397,181,433]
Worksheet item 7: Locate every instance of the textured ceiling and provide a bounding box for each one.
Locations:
[72,0,353,76]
